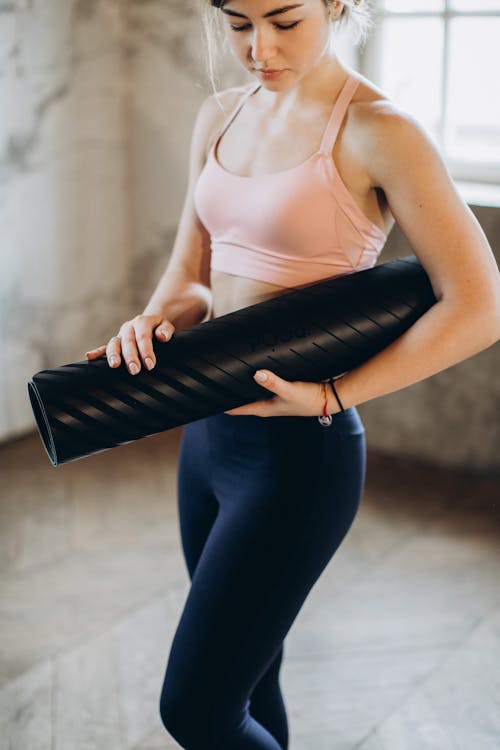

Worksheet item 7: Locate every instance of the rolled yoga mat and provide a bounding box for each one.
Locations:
[28,254,436,466]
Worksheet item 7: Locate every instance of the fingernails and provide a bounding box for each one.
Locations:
[160,330,171,341]
[255,370,268,382]
[145,357,154,370]
[110,356,119,367]
[129,363,139,375]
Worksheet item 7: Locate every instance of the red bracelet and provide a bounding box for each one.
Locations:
[317,380,333,427]
[322,381,329,417]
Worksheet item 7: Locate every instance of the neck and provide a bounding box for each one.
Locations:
[255,56,349,115]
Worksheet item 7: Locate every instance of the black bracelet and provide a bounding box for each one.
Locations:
[328,377,345,413]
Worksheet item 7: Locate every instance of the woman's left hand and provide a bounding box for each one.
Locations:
[224,369,326,418]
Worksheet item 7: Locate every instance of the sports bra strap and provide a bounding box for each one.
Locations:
[212,83,261,149]
[319,75,361,155]
[207,76,360,159]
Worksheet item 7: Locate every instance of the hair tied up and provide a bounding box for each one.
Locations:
[202,0,375,97]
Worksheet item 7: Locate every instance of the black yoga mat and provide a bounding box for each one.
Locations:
[28,254,436,466]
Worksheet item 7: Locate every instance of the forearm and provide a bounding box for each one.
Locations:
[329,299,500,414]
[142,268,213,331]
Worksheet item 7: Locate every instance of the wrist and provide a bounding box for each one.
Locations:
[327,375,347,414]
[142,306,167,318]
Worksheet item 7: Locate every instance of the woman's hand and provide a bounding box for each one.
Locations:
[85,314,175,375]
[224,369,327,418]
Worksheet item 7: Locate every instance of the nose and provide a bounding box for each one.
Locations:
[250,27,278,62]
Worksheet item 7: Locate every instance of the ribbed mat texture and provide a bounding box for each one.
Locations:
[28,255,436,465]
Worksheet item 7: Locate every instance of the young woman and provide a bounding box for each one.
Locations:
[86,1,500,747]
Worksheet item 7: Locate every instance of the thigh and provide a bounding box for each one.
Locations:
[177,419,219,580]
[208,408,366,555]
[164,410,366,720]
[204,409,367,643]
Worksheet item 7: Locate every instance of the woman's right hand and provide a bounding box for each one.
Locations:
[85,314,175,375]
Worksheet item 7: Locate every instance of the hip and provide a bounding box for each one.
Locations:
[181,407,365,474]
[179,407,366,512]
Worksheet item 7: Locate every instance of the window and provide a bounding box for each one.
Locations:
[360,1,500,184]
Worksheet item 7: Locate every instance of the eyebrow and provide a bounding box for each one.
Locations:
[220,4,304,19]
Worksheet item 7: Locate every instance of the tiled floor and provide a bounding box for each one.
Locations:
[0,427,499,749]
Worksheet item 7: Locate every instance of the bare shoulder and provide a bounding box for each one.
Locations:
[201,83,250,118]
[350,73,407,127]
[199,83,254,160]
[349,75,441,188]
[212,82,254,110]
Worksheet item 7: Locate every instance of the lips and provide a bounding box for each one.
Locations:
[259,69,286,78]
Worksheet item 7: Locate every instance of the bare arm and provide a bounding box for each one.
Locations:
[226,107,500,419]
[141,91,221,330]
[86,89,228,371]
[329,104,500,413]
[140,232,213,333]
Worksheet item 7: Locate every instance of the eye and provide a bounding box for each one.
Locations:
[230,21,300,32]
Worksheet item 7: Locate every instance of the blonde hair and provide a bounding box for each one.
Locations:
[199,0,375,99]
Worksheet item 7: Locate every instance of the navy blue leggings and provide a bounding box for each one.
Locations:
[159,407,366,749]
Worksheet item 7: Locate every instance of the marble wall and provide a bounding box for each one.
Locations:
[0,0,131,440]
[1,0,498,473]
[0,0,356,442]
[0,0,210,444]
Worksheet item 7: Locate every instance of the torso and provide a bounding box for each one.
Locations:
[207,69,396,319]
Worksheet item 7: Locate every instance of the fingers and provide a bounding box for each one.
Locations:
[85,345,107,360]
[118,323,145,375]
[252,369,286,392]
[226,378,322,418]
[86,316,176,375]
[155,322,175,342]
[106,334,124,369]
[224,398,275,416]
[133,315,175,375]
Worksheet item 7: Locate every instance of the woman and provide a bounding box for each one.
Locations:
[86,1,500,747]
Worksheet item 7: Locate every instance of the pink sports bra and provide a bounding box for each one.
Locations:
[194,74,387,289]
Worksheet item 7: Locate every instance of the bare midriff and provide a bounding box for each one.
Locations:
[209,268,292,319]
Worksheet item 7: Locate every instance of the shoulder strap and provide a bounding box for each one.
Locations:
[319,75,361,154]
[208,82,261,153]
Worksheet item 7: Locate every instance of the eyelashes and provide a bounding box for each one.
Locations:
[230,21,301,32]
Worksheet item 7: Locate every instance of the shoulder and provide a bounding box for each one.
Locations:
[349,73,410,132]
[197,83,254,160]
[201,83,251,114]
[349,77,443,188]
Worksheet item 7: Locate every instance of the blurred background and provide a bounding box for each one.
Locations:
[1,1,499,749]
[1,0,499,468]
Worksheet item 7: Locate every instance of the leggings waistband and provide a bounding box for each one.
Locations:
[191,405,365,438]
